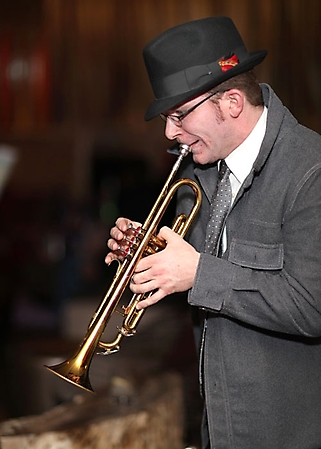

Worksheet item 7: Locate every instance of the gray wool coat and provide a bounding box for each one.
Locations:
[177,84,321,449]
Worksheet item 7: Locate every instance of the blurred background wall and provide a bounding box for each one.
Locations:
[0,0,320,430]
[1,0,321,198]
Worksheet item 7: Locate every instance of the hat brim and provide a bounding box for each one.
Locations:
[144,50,267,121]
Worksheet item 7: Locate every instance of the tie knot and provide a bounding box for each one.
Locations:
[218,160,230,180]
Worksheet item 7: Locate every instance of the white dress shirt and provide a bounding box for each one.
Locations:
[221,106,268,251]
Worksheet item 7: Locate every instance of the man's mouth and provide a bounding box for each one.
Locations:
[189,140,200,152]
[180,140,199,151]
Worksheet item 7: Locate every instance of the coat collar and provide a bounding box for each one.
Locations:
[194,84,295,201]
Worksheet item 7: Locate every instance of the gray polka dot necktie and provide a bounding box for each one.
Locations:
[204,160,232,255]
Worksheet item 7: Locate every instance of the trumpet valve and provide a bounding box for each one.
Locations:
[117,225,144,259]
[144,234,166,255]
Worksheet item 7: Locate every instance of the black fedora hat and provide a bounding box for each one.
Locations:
[143,16,267,121]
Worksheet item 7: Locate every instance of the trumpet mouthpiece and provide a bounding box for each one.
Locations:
[179,144,191,157]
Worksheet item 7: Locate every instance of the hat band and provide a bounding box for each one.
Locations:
[153,46,248,99]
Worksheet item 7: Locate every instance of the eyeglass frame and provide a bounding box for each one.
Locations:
[159,90,226,127]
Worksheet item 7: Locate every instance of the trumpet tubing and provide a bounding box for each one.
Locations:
[45,144,202,393]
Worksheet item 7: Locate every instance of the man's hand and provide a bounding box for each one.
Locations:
[130,226,200,309]
[105,217,141,265]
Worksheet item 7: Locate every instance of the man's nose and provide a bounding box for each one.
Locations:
[164,119,181,140]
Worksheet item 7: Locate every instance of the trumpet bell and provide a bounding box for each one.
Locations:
[45,357,94,393]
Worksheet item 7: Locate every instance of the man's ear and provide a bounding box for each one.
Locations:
[227,90,244,118]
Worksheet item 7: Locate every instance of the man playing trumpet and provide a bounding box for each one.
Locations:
[106,17,321,449]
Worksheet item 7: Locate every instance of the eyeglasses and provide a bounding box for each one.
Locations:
[160,90,223,127]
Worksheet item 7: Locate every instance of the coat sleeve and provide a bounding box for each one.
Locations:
[188,165,321,338]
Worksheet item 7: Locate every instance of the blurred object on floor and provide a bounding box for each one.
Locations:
[0,372,184,449]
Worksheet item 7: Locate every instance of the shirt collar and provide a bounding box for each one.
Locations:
[225,106,268,185]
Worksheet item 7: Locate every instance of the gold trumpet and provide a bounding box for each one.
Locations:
[45,144,202,393]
